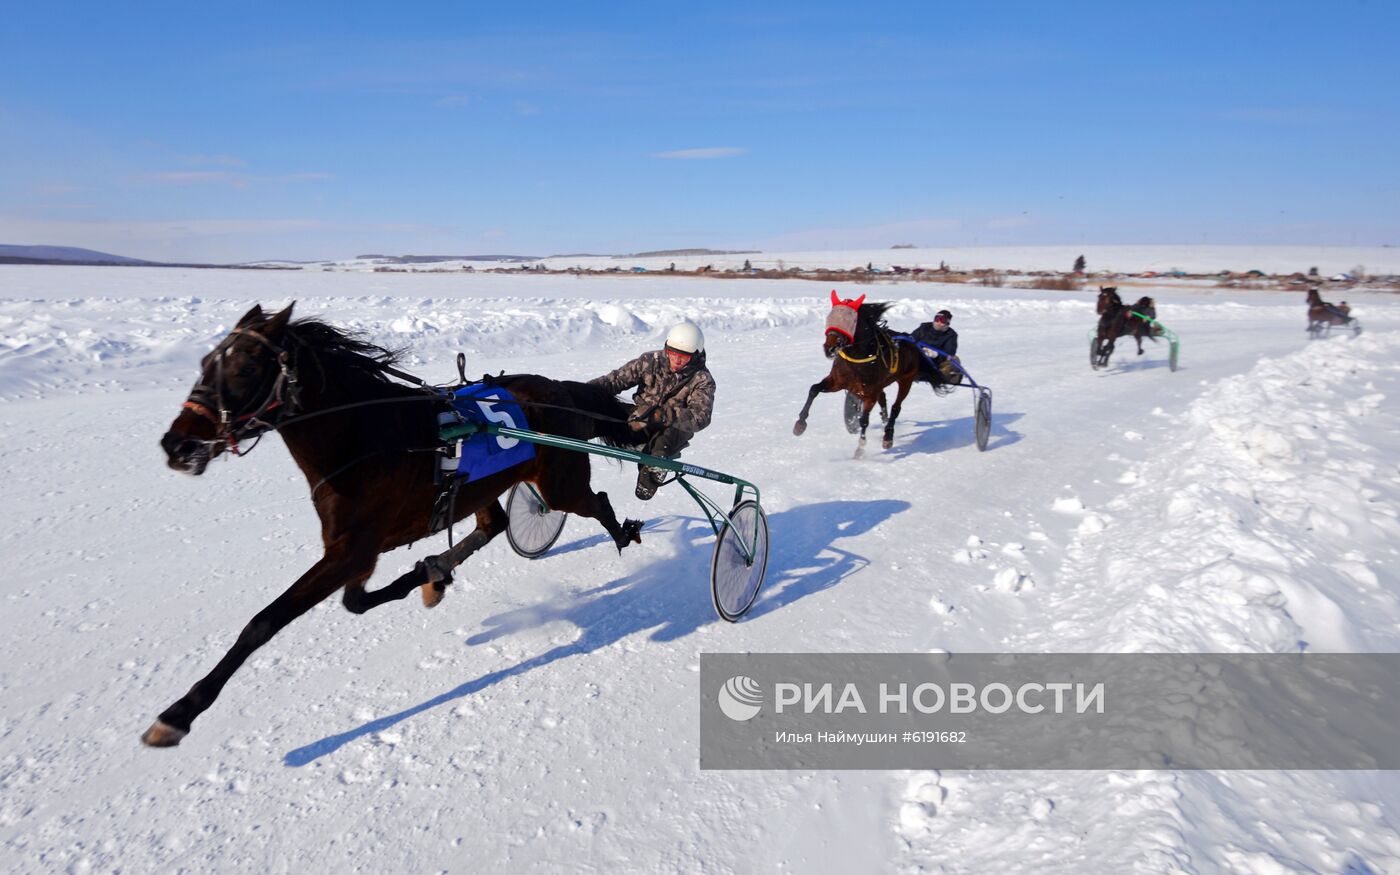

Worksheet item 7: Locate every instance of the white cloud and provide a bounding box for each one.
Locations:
[986,216,1032,230]
[137,171,332,187]
[1216,108,1323,125]
[0,216,325,240]
[760,218,962,251]
[178,154,248,167]
[650,147,746,160]
[143,171,244,186]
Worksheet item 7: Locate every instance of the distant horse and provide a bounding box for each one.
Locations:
[145,303,643,747]
[1091,286,1127,369]
[792,291,943,457]
[1091,286,1157,368]
[1306,288,1359,338]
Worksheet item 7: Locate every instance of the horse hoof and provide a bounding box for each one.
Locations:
[420,581,445,609]
[141,720,188,748]
[617,518,644,551]
[882,438,893,450]
[792,421,807,436]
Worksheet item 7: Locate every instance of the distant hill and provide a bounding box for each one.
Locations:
[0,244,154,265]
[356,253,542,264]
[624,248,760,258]
[0,244,298,270]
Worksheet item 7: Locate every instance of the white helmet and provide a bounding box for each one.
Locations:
[664,321,704,354]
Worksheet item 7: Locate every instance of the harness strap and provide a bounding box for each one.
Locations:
[837,330,899,373]
[836,348,879,365]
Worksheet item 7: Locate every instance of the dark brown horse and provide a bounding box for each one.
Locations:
[792,292,942,457]
[1092,286,1157,368]
[144,303,643,747]
[1306,288,1359,337]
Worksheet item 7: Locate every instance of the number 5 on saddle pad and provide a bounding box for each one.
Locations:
[442,383,536,481]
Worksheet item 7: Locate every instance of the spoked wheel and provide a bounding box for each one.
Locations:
[505,482,568,559]
[843,391,862,434]
[710,500,770,622]
[1352,320,1363,337]
[1168,341,1179,372]
[974,389,992,451]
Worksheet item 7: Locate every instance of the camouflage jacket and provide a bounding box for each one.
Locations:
[589,350,715,434]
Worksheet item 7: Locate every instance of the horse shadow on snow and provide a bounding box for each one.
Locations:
[283,498,908,765]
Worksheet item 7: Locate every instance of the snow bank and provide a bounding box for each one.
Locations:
[1035,331,1400,653]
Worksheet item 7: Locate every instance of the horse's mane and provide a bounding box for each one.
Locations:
[288,317,407,385]
[857,301,895,331]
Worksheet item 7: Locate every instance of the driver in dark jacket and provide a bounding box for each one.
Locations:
[909,309,959,381]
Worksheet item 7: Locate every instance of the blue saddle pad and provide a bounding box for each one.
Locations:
[447,383,536,481]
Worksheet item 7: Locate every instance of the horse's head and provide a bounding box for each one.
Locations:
[1307,288,1322,305]
[823,290,865,358]
[161,303,298,475]
[1096,286,1121,314]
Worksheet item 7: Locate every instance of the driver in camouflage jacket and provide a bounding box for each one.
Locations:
[590,321,715,500]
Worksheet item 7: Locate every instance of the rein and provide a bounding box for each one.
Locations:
[182,331,638,461]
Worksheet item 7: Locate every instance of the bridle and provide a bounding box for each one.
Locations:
[181,327,302,456]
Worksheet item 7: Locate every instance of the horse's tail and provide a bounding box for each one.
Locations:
[560,380,635,447]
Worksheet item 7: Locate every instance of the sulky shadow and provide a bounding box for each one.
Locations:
[887,408,1024,458]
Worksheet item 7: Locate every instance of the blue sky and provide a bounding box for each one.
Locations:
[1,1,1396,262]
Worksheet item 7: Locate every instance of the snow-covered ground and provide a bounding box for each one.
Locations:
[2,262,1399,873]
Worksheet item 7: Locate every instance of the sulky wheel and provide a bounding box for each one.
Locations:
[710,500,770,622]
[843,391,862,434]
[974,389,992,451]
[505,482,568,559]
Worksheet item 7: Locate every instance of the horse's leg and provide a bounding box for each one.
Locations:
[379,500,511,610]
[544,482,642,552]
[142,537,380,746]
[877,391,889,424]
[794,378,833,436]
[855,397,877,459]
[883,379,912,450]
